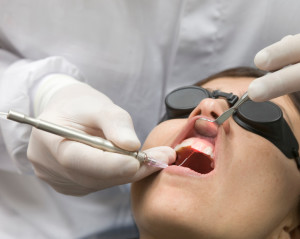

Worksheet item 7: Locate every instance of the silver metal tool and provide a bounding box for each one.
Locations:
[215,92,249,125]
[2,110,168,169]
[200,92,249,125]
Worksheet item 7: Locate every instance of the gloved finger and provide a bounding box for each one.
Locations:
[129,146,176,182]
[94,104,141,151]
[60,146,174,190]
[248,62,300,102]
[28,130,140,191]
[56,139,140,178]
[255,34,300,71]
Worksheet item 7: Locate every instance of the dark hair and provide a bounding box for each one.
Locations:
[195,66,300,115]
[195,66,266,86]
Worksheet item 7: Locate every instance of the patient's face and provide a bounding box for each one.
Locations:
[131,77,300,239]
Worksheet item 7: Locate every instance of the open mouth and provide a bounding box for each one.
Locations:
[174,137,215,174]
[171,116,218,175]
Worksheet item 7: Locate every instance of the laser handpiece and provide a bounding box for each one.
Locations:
[1,110,168,169]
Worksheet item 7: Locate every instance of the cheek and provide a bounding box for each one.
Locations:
[221,126,300,231]
[226,124,290,188]
[229,127,285,173]
[142,120,186,150]
[131,174,161,232]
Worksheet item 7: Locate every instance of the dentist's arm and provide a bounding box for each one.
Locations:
[248,34,300,101]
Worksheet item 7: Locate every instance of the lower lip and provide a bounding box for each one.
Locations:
[163,165,214,178]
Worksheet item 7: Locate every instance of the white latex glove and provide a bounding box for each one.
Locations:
[28,77,175,195]
[248,34,300,101]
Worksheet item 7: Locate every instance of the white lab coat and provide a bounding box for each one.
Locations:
[0,0,300,238]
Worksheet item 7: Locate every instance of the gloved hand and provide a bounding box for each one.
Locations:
[28,80,175,195]
[248,34,300,101]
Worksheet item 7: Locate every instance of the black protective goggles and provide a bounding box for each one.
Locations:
[163,86,300,168]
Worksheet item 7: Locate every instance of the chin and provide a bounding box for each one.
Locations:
[131,172,224,239]
[131,171,274,239]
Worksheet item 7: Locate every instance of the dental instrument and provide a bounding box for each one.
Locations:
[200,92,249,125]
[0,110,168,169]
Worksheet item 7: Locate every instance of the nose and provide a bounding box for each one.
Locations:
[189,98,229,119]
[189,98,230,136]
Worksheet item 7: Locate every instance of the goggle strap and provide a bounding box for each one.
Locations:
[212,90,239,107]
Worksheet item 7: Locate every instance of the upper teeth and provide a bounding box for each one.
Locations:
[174,138,195,150]
[203,147,213,156]
[174,137,214,159]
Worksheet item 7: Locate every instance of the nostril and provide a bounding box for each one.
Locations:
[194,109,201,116]
[211,111,218,119]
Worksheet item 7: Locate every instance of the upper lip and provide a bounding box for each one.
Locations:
[171,115,219,149]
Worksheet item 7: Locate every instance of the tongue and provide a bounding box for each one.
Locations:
[176,146,213,174]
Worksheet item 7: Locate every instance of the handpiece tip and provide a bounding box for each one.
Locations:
[145,157,169,169]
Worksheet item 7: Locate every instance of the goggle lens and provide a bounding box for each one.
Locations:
[237,101,281,123]
[166,87,210,119]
